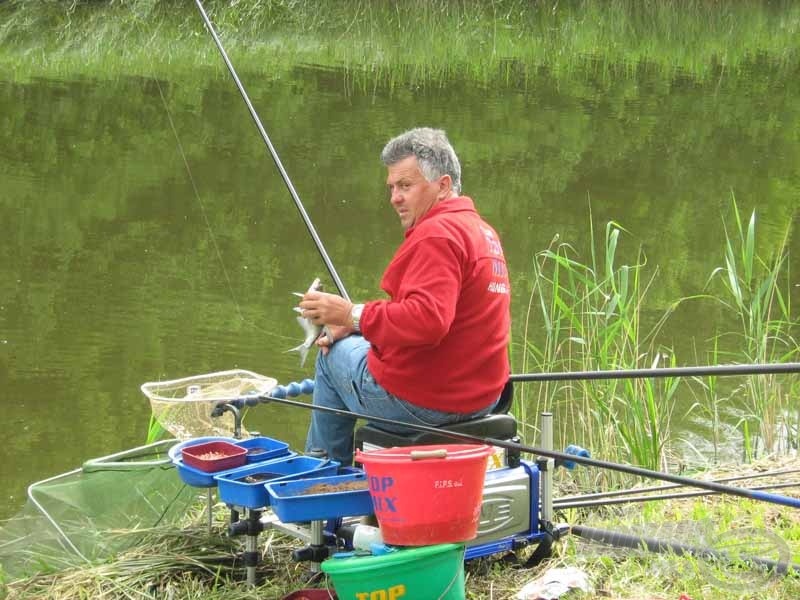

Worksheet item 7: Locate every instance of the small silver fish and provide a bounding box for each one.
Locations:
[287,277,328,367]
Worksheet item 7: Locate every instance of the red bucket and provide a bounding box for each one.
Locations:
[355,444,492,546]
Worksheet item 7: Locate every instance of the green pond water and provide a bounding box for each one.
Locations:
[1,11,799,520]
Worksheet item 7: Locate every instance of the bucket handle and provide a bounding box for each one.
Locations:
[409,449,448,460]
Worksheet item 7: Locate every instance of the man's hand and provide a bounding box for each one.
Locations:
[299,291,353,327]
[299,291,356,355]
[316,324,351,355]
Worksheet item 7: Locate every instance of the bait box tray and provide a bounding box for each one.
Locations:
[267,472,372,522]
[235,436,291,463]
[215,455,339,509]
[169,436,236,462]
[174,460,245,488]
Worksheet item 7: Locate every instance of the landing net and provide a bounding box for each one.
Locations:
[141,369,278,439]
[0,370,279,581]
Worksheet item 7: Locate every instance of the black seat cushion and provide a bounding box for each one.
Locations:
[354,413,517,449]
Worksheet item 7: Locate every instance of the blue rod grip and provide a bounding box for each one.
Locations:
[269,379,315,399]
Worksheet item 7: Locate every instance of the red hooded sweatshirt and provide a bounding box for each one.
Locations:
[359,196,510,413]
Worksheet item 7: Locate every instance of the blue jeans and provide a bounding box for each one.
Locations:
[304,335,495,465]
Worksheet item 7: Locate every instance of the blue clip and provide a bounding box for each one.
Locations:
[370,543,396,556]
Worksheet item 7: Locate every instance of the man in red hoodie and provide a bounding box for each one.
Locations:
[299,127,510,465]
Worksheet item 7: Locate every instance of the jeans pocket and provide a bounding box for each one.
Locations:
[358,369,392,403]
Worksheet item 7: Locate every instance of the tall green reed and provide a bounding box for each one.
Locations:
[706,196,799,457]
[520,212,693,474]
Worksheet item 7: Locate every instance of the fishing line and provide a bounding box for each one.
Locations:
[153,77,295,343]
[153,79,243,322]
[192,0,350,301]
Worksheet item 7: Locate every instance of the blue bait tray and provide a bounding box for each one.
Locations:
[266,472,373,523]
[170,436,292,487]
[174,459,246,488]
[215,456,340,509]
[235,436,291,463]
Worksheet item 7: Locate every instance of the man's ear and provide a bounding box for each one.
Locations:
[437,174,453,199]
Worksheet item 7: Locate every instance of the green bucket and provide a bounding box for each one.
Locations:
[321,543,465,600]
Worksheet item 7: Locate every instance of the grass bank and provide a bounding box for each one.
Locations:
[0,0,798,83]
[2,457,798,599]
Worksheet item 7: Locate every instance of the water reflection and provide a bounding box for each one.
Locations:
[0,57,797,518]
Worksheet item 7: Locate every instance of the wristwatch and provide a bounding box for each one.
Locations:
[351,303,365,332]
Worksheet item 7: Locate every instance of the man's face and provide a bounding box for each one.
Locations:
[385,155,447,230]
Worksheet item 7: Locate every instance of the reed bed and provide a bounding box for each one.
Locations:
[519,199,798,488]
[705,197,800,458]
[519,216,695,480]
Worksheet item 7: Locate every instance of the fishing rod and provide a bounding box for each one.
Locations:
[556,481,800,510]
[557,467,800,503]
[192,0,350,301]
[251,392,800,510]
[571,524,800,576]
[510,361,800,382]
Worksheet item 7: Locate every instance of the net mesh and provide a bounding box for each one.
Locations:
[141,369,278,439]
[0,370,279,582]
[0,441,198,580]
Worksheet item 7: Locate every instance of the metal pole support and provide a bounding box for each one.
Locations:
[540,412,555,526]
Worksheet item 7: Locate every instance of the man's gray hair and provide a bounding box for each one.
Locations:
[380,127,462,194]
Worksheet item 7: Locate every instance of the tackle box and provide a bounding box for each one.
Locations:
[235,436,291,463]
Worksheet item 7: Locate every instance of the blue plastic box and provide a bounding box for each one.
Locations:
[235,436,291,463]
[174,460,245,488]
[215,456,340,509]
[266,472,373,522]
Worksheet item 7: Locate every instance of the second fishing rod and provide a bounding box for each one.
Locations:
[240,390,800,511]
